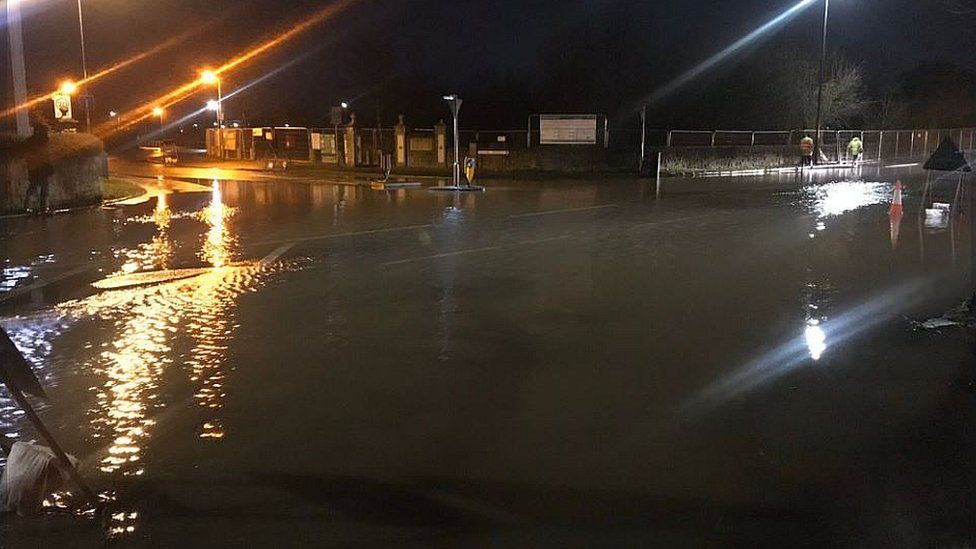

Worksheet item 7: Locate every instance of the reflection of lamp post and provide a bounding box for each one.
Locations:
[813,0,830,164]
[443,94,462,186]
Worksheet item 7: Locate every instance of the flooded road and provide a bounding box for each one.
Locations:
[1,166,974,546]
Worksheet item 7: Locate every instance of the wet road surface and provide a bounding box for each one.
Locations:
[1,165,974,547]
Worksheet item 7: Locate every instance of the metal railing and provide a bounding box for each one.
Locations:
[661,127,976,162]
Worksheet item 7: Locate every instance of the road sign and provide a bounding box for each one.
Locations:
[52,93,72,121]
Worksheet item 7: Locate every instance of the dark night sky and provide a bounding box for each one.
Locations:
[2,0,975,130]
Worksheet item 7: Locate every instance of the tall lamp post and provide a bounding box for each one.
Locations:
[201,70,224,159]
[443,94,462,186]
[152,106,164,133]
[812,0,830,164]
[76,0,91,132]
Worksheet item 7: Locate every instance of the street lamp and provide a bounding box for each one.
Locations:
[813,0,830,164]
[109,110,119,129]
[200,70,223,126]
[60,80,79,96]
[201,70,225,160]
[443,94,462,186]
[152,106,164,132]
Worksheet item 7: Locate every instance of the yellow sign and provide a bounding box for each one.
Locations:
[52,93,72,121]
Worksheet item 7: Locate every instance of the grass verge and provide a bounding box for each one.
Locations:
[101,178,146,201]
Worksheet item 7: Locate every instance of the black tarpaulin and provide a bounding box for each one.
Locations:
[923,137,972,172]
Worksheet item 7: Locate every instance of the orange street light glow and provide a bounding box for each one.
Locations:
[0,25,209,123]
[94,0,357,138]
[152,107,164,117]
[200,70,219,85]
[59,80,78,95]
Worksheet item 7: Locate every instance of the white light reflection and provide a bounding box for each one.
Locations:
[805,180,891,219]
[804,320,826,361]
[682,279,930,415]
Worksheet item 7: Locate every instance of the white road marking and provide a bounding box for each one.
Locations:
[384,246,503,266]
[508,204,618,219]
[260,243,296,266]
[252,223,434,247]
[383,236,569,266]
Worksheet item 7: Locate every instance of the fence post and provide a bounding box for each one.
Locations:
[666,130,672,148]
[750,132,756,147]
[910,131,915,157]
[894,131,900,158]
[924,130,929,155]
[789,129,794,147]
[655,152,662,199]
[710,131,716,147]
[877,130,883,162]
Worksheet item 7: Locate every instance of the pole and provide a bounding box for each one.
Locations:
[655,152,662,198]
[76,0,91,133]
[216,78,223,160]
[0,370,98,505]
[7,0,31,137]
[813,0,830,164]
[452,109,460,186]
[639,105,647,175]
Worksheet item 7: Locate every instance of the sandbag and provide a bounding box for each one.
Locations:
[0,441,78,516]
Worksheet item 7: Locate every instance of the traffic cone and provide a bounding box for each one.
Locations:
[889,180,904,217]
[889,180,904,250]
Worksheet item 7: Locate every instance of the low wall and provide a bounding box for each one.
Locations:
[1,133,106,214]
[659,145,799,175]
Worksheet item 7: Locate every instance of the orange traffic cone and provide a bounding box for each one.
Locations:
[889,180,904,217]
[889,180,904,250]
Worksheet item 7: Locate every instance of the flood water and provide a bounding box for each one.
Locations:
[0,166,974,547]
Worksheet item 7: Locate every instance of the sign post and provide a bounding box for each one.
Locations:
[443,95,463,186]
[52,93,73,122]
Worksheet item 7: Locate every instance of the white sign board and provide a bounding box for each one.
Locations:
[539,115,598,145]
[52,93,72,121]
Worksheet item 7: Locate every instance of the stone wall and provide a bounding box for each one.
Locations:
[1,133,106,214]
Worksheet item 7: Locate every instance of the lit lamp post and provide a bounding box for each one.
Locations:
[443,94,462,186]
[109,110,119,130]
[152,106,164,132]
[201,70,224,159]
[813,0,830,164]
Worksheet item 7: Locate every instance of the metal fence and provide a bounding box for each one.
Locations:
[661,127,976,162]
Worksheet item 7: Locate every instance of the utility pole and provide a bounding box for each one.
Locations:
[77,0,91,133]
[7,0,31,136]
[639,105,647,175]
[813,0,830,164]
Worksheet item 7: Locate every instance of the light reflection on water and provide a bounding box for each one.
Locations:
[803,180,891,219]
[198,180,237,269]
[0,182,283,539]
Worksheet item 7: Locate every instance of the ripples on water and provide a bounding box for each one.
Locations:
[0,182,298,538]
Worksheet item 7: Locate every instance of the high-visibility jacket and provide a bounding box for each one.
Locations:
[848,138,863,156]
